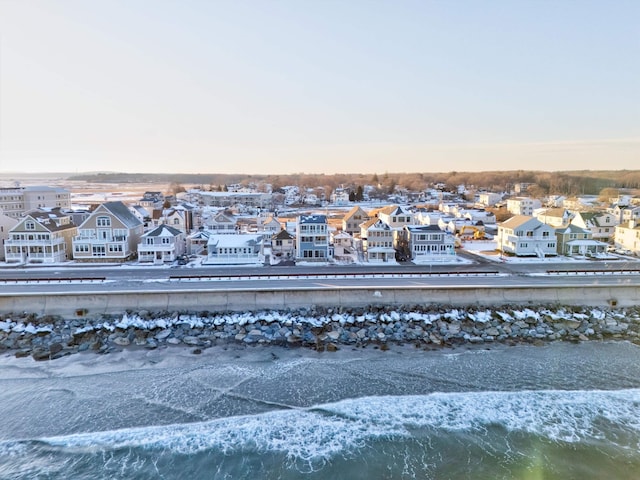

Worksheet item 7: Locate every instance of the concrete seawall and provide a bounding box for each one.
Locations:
[0,284,635,317]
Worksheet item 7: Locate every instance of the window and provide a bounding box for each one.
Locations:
[97,216,111,227]
[162,237,171,244]
[25,221,35,230]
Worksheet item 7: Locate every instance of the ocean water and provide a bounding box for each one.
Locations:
[1,341,639,479]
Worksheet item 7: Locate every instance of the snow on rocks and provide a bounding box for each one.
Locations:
[1,304,640,361]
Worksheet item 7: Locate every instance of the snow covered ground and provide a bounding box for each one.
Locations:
[459,240,635,264]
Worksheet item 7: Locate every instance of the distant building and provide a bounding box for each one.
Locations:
[506,197,542,217]
[477,192,502,207]
[0,186,71,219]
[0,213,19,261]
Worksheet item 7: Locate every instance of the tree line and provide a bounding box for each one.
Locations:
[68,170,640,196]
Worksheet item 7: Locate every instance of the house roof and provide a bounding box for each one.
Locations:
[556,224,590,235]
[143,224,183,237]
[272,229,294,240]
[378,205,411,216]
[343,205,369,220]
[298,214,327,224]
[404,224,442,233]
[19,209,77,232]
[500,215,539,229]
[208,234,262,248]
[361,217,392,230]
[101,202,143,229]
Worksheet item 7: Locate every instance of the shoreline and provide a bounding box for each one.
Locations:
[2,304,639,361]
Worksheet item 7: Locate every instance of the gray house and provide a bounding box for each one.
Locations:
[137,224,186,264]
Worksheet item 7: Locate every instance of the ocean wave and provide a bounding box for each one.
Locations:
[4,389,640,462]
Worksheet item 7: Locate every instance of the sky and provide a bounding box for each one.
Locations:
[0,0,638,175]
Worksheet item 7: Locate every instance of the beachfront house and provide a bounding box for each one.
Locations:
[497,215,556,257]
[270,229,296,260]
[295,214,329,262]
[555,224,607,257]
[614,220,640,256]
[396,225,456,262]
[137,224,186,264]
[360,217,396,263]
[204,233,264,265]
[4,208,77,264]
[72,201,144,262]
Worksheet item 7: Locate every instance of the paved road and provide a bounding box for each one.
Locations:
[1,257,639,281]
[1,268,639,295]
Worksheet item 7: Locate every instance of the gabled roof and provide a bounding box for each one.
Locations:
[16,209,77,232]
[143,224,183,237]
[556,224,590,235]
[343,205,369,220]
[378,205,411,216]
[272,229,295,240]
[499,215,542,230]
[100,202,143,229]
[361,217,392,230]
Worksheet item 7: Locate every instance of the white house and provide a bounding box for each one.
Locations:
[534,208,573,228]
[614,220,640,256]
[506,197,542,216]
[331,231,357,264]
[204,234,264,265]
[377,205,415,230]
[477,192,502,207]
[497,215,557,257]
[137,224,186,264]
[571,211,617,242]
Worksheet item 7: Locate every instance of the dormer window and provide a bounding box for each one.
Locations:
[97,216,111,227]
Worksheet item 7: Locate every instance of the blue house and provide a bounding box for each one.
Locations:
[295,214,329,262]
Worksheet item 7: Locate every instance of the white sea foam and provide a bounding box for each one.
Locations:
[28,389,640,461]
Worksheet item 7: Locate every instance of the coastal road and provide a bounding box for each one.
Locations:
[1,257,639,283]
[1,268,639,295]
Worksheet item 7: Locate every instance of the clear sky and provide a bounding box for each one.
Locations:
[0,0,638,175]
